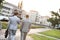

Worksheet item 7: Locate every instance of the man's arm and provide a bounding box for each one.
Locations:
[7,18,10,29]
[20,22,24,31]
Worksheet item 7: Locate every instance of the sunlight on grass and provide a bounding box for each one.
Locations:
[40,29,60,39]
[29,34,55,40]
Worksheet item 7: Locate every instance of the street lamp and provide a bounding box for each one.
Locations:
[18,0,23,19]
[18,0,23,10]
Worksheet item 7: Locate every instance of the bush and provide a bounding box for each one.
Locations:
[1,22,45,29]
[2,22,8,29]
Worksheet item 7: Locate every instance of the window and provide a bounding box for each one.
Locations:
[2,10,9,13]
[2,6,10,10]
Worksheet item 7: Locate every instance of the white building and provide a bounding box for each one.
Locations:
[29,10,38,23]
[39,16,51,26]
[0,2,51,26]
[0,1,28,20]
[35,15,41,24]
[1,2,18,16]
[0,2,17,20]
[21,10,27,19]
[0,1,39,23]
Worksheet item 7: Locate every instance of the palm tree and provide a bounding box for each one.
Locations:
[48,11,60,28]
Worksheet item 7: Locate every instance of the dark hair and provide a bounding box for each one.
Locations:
[14,9,17,11]
[26,15,29,18]
[20,17,22,20]
[14,12,18,15]
[13,9,18,15]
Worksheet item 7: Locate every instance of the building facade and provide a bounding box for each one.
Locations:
[29,10,38,23]
[39,16,51,26]
[0,1,51,26]
[0,1,28,20]
[1,2,18,16]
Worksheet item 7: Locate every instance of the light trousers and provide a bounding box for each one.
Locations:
[8,30,16,40]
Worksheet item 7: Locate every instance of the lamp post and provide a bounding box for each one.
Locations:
[18,0,23,10]
[18,0,23,19]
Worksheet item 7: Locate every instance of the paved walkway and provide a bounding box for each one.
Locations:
[28,28,51,34]
[0,28,51,40]
[0,30,33,40]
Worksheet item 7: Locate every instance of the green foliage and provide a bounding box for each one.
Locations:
[0,0,4,10]
[51,11,59,17]
[0,0,4,4]
[47,11,60,28]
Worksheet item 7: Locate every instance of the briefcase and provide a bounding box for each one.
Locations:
[5,29,8,38]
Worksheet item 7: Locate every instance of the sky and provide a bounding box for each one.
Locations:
[5,0,60,16]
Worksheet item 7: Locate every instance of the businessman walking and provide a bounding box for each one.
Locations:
[7,9,20,40]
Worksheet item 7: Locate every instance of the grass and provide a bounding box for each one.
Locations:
[1,22,44,29]
[39,29,60,39]
[29,34,55,40]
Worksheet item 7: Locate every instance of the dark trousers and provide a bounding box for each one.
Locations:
[21,31,28,40]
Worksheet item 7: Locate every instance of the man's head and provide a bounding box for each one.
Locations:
[26,15,29,18]
[18,14,22,20]
[13,9,19,16]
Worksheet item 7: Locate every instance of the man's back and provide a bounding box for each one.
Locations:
[8,16,20,30]
[21,19,31,32]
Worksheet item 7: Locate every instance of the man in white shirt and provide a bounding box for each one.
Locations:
[20,15,31,40]
[8,9,20,40]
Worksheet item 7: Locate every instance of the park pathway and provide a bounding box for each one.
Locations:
[0,28,51,40]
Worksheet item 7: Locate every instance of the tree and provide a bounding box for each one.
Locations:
[0,0,4,13]
[0,0,4,8]
[0,0,4,4]
[47,11,60,28]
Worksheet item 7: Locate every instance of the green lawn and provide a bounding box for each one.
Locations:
[29,34,55,40]
[39,29,60,39]
[1,22,44,29]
